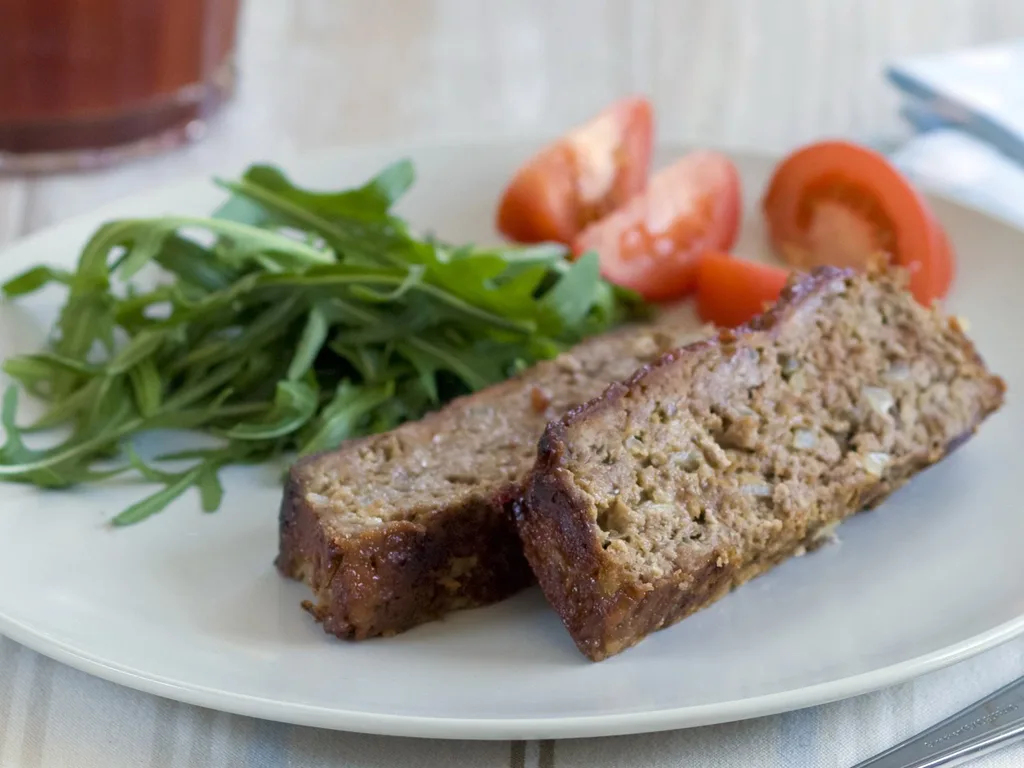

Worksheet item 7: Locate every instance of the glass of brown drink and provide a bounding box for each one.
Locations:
[0,0,240,173]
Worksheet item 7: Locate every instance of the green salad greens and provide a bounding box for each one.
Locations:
[0,159,646,525]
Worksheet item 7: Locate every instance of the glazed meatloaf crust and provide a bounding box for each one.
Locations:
[277,309,710,640]
[517,267,1006,661]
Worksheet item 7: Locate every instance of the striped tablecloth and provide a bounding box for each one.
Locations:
[1,634,1023,767]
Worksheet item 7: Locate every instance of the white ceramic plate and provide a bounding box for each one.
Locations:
[0,142,1022,741]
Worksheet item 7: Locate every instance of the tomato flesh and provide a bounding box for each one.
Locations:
[496,96,654,244]
[762,140,954,305]
[573,151,742,302]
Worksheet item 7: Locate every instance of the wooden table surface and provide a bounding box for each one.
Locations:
[3,0,1024,244]
[2,2,1024,766]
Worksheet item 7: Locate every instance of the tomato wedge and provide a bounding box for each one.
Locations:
[694,252,790,328]
[496,96,654,245]
[571,151,741,302]
[762,140,954,305]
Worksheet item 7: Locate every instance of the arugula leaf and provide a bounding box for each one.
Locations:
[0,158,647,524]
[111,465,206,526]
[2,265,74,297]
[0,387,35,464]
[540,251,604,329]
[153,234,238,293]
[223,380,319,440]
[239,159,414,219]
[215,161,415,269]
[286,304,329,381]
[298,380,395,456]
[197,467,224,513]
[128,359,163,417]
[108,330,165,374]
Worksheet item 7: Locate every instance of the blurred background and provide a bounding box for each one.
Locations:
[2,0,1024,233]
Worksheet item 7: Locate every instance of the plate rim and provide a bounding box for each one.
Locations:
[2,606,1021,740]
[1,138,1022,741]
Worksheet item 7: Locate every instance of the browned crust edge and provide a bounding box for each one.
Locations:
[519,424,988,662]
[517,267,1008,662]
[277,471,533,640]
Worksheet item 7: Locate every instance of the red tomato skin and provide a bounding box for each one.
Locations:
[761,140,953,305]
[695,252,791,328]
[496,96,654,245]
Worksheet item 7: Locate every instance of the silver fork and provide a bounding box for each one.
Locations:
[852,674,1024,767]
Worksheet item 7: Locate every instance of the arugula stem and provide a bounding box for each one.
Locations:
[0,158,645,524]
[258,274,536,333]
[0,418,143,476]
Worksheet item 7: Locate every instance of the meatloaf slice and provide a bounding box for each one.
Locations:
[518,267,1006,661]
[277,308,710,640]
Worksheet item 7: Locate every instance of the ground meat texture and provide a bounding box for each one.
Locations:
[277,306,711,640]
[517,268,1006,662]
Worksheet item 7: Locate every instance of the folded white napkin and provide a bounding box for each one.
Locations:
[886,41,1024,227]
[889,128,1024,228]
